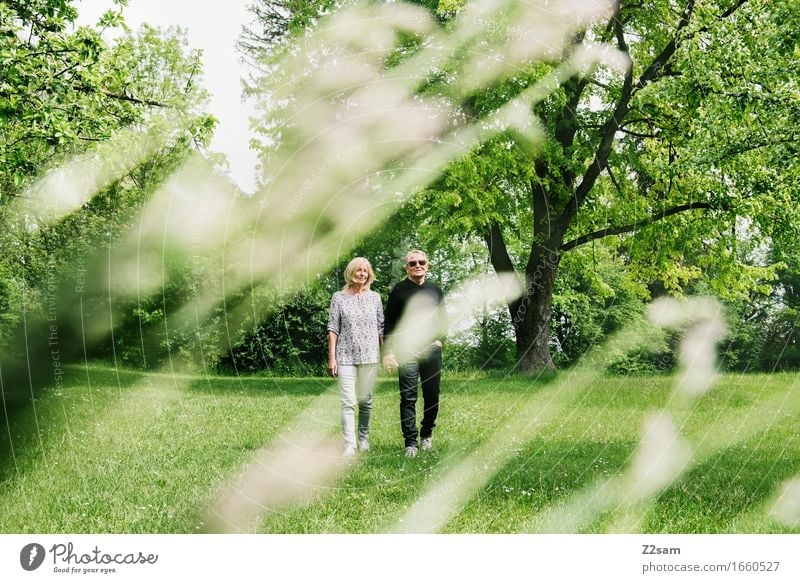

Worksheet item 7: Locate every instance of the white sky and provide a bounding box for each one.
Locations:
[75,0,258,193]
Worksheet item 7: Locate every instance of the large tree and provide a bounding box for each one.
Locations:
[414,0,800,371]
[237,0,798,373]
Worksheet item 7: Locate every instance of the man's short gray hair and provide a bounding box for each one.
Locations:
[404,249,428,263]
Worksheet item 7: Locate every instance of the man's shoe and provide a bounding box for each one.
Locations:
[358,439,370,453]
[404,446,418,458]
[343,446,356,458]
[421,437,432,451]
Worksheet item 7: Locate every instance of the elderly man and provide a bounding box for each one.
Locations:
[383,250,447,458]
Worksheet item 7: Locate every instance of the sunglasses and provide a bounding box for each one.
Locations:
[407,259,427,267]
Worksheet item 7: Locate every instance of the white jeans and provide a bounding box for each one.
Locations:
[338,364,377,448]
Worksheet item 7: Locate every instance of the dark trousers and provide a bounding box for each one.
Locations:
[398,346,442,448]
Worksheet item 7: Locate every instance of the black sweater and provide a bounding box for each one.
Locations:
[384,278,447,344]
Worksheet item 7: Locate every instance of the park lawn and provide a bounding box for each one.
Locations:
[0,364,799,533]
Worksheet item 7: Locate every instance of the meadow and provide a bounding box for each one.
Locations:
[1,364,799,534]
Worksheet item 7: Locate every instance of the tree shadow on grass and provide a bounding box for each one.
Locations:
[0,364,146,482]
[442,438,637,532]
[642,443,800,533]
[183,375,332,396]
[435,373,556,395]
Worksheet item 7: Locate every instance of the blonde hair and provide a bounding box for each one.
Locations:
[342,257,375,291]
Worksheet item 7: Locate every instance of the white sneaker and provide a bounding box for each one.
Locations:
[343,446,356,458]
[404,446,418,458]
[358,439,370,453]
[421,437,432,451]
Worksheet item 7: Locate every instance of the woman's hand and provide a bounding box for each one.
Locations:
[327,358,338,377]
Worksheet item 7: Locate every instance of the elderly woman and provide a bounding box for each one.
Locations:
[327,257,384,457]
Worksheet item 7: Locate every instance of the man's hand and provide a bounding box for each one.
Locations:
[383,353,398,373]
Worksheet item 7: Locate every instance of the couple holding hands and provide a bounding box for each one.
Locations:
[327,250,447,459]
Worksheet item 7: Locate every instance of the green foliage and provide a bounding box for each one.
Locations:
[444,306,516,371]
[237,0,339,65]
[399,0,800,371]
[1,1,126,196]
[233,0,800,376]
[551,244,655,368]
[0,1,215,372]
[105,249,222,370]
[717,243,800,372]
[222,283,335,376]
[0,0,210,198]
[0,261,24,347]
[434,0,465,18]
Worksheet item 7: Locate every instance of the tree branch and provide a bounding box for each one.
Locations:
[53,62,81,80]
[556,0,703,237]
[621,116,658,127]
[589,79,610,90]
[635,0,696,91]
[484,221,518,275]
[616,127,658,139]
[714,137,798,163]
[484,221,527,318]
[73,84,169,108]
[560,201,714,252]
[606,163,624,196]
[719,0,749,20]
[557,13,634,233]
[184,56,200,95]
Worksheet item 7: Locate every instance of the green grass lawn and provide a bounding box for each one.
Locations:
[1,364,799,533]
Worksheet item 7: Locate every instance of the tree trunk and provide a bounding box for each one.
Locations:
[512,245,559,372]
[511,294,555,373]
[485,222,559,373]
